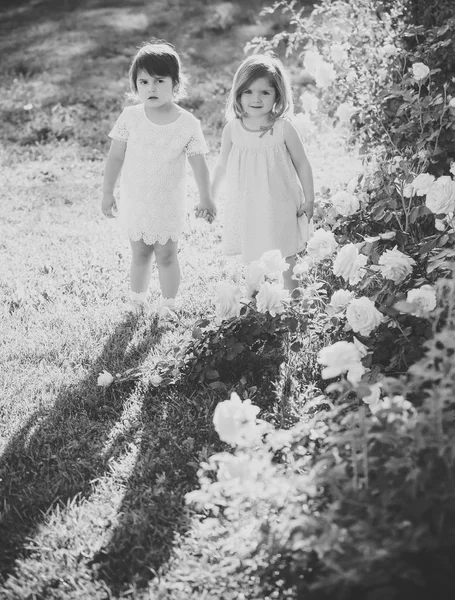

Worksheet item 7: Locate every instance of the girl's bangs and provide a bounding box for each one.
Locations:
[137,54,174,78]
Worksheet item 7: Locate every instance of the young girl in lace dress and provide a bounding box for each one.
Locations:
[102,40,216,316]
[210,54,314,290]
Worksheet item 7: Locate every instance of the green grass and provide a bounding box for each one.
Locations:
[0,1,361,597]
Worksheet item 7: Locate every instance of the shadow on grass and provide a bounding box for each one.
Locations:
[0,315,162,584]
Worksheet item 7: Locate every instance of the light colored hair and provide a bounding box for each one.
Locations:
[225,54,294,121]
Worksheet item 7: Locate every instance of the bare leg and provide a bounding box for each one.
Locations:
[154,239,180,299]
[283,255,297,291]
[130,238,155,293]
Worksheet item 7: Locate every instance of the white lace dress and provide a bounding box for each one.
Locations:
[109,104,208,245]
[222,117,308,263]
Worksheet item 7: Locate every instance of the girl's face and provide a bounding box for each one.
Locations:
[240,76,276,119]
[136,69,175,108]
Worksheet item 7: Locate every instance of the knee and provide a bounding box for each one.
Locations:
[132,245,153,263]
[155,247,177,268]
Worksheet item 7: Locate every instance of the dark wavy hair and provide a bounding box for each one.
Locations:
[128,40,186,99]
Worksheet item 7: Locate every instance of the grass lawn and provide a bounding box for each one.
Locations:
[0,1,361,597]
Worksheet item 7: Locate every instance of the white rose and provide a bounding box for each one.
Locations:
[256,281,290,316]
[314,61,337,88]
[346,296,383,337]
[213,392,260,446]
[425,176,455,214]
[97,370,114,387]
[335,102,355,124]
[300,91,319,113]
[317,341,362,380]
[306,228,338,261]
[260,249,289,281]
[292,255,314,279]
[362,383,382,409]
[329,289,354,312]
[330,43,348,64]
[330,190,360,216]
[378,247,416,283]
[292,112,316,139]
[411,62,430,81]
[150,374,163,387]
[377,68,388,83]
[215,281,241,324]
[347,362,366,385]
[403,183,414,198]
[303,50,323,76]
[333,243,367,285]
[217,453,252,483]
[379,43,398,59]
[411,172,435,196]
[406,284,436,316]
[245,260,266,297]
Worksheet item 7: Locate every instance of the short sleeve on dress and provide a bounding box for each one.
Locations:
[185,118,209,156]
[108,109,129,142]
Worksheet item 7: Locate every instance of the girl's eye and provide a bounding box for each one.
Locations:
[263,91,270,95]
[156,79,164,84]
[244,90,252,94]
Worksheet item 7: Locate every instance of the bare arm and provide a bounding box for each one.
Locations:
[101,139,126,218]
[283,120,315,219]
[188,153,216,221]
[211,122,233,202]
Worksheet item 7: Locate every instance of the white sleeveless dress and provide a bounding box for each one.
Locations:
[222,117,309,263]
[109,104,208,245]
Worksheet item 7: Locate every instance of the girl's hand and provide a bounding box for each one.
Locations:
[297,201,314,220]
[101,193,117,218]
[194,198,217,224]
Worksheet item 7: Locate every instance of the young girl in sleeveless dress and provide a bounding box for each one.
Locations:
[210,54,314,290]
[102,41,216,316]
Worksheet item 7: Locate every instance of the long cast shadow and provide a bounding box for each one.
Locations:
[0,315,162,583]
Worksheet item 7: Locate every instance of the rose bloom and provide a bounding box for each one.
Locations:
[300,91,319,113]
[303,50,323,75]
[213,392,260,446]
[425,176,455,214]
[330,43,348,64]
[333,243,367,284]
[362,383,382,409]
[317,340,362,380]
[306,228,338,261]
[406,284,437,316]
[335,103,355,123]
[315,61,337,88]
[353,336,369,358]
[379,43,398,59]
[346,296,383,337]
[411,62,430,81]
[330,190,360,216]
[292,255,314,279]
[245,260,266,297]
[260,249,289,281]
[256,281,290,316]
[378,247,416,283]
[411,172,435,196]
[97,370,114,387]
[215,281,241,323]
[329,289,354,312]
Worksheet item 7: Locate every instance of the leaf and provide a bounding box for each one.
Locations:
[290,341,303,352]
[208,381,226,391]
[205,369,219,380]
[192,327,203,339]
